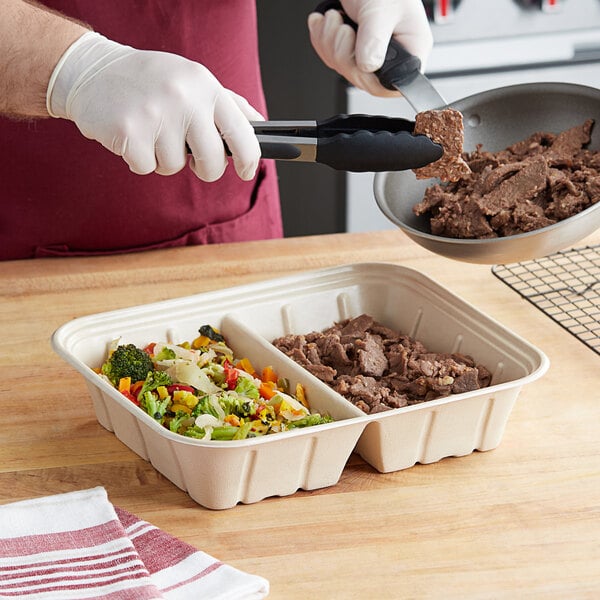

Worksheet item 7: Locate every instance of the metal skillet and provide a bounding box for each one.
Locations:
[316,1,600,263]
[374,82,600,264]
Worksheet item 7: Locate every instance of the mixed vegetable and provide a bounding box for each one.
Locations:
[98,325,333,440]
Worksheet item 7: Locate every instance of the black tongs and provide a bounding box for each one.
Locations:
[250,114,442,172]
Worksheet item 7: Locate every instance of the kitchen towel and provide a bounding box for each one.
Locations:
[0,487,269,599]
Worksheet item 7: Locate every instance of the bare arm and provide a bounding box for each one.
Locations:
[0,0,89,117]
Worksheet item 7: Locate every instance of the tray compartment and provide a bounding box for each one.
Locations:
[53,309,367,510]
[225,263,549,473]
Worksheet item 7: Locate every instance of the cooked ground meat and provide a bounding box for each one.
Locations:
[412,109,472,182]
[272,314,491,415]
[413,119,599,238]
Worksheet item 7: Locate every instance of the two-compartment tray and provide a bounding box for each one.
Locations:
[52,263,549,509]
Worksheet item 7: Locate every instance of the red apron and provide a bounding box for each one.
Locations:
[0,0,282,260]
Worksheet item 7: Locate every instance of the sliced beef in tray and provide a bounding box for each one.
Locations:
[272,314,491,414]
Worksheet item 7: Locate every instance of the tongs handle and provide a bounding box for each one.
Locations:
[313,0,421,90]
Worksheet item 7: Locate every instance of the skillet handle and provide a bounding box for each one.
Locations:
[313,0,421,90]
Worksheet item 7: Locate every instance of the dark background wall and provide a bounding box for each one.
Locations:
[256,1,347,237]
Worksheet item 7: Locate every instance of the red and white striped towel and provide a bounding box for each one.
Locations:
[0,487,269,599]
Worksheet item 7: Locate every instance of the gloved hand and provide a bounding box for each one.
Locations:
[308,0,433,98]
[46,32,263,181]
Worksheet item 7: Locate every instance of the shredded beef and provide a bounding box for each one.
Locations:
[272,314,491,415]
[413,119,599,238]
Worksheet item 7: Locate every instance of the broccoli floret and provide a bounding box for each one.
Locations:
[169,412,193,434]
[137,370,173,400]
[101,344,153,386]
[140,391,171,421]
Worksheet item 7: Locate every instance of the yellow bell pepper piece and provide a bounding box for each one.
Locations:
[173,390,198,408]
[295,383,308,407]
[192,335,211,349]
[118,377,131,393]
[236,357,255,375]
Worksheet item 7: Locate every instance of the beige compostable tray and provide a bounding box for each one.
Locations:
[51,263,549,509]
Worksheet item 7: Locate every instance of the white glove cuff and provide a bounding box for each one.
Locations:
[46,31,130,119]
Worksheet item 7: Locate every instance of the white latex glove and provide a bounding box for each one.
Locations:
[46,31,263,181]
[307,0,433,98]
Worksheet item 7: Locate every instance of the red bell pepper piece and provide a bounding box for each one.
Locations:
[223,359,239,390]
[121,389,140,406]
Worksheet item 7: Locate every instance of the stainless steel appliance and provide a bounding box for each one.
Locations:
[347,0,600,233]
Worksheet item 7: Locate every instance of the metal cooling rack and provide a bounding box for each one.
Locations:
[492,245,600,355]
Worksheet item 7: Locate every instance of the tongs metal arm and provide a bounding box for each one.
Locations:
[251,120,319,163]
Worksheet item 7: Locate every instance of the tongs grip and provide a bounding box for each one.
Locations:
[314,129,439,172]
[312,114,440,171]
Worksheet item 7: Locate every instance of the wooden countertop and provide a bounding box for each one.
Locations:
[1,230,599,599]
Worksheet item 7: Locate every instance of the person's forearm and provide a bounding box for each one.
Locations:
[0,0,89,117]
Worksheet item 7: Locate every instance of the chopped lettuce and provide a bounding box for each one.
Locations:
[234,376,260,399]
[166,361,221,395]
